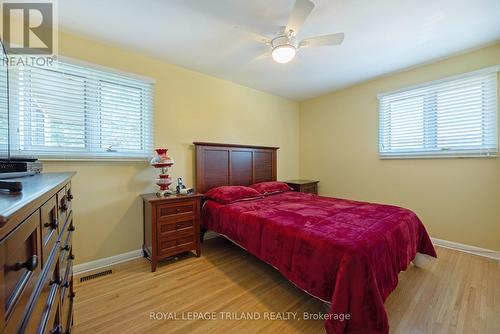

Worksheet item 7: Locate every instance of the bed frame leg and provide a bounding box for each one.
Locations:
[200,227,207,243]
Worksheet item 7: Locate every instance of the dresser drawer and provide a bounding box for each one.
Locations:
[57,188,69,227]
[60,231,73,281]
[158,234,196,256]
[61,259,73,306]
[1,210,42,333]
[61,277,73,334]
[21,245,61,334]
[59,211,73,252]
[40,196,59,268]
[157,216,195,239]
[156,200,196,220]
[44,299,62,334]
[66,182,73,214]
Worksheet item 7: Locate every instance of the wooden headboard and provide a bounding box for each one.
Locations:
[194,142,278,194]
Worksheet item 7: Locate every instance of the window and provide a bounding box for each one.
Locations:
[378,66,498,158]
[0,61,8,157]
[7,59,154,160]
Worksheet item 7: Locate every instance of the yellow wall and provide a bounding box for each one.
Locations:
[300,43,500,251]
[44,32,300,264]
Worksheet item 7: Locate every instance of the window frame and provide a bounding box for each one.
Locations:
[378,66,499,159]
[8,56,155,161]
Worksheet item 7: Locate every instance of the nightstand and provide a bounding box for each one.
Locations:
[285,180,319,195]
[141,193,203,272]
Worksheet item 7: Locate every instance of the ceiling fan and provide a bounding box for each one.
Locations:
[257,0,345,64]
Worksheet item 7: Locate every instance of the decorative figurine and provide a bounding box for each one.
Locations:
[150,148,174,196]
[176,177,186,193]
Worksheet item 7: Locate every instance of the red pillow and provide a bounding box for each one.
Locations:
[204,186,263,204]
[249,181,293,195]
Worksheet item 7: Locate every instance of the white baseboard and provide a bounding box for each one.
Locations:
[431,237,500,261]
[75,233,220,276]
[74,249,143,275]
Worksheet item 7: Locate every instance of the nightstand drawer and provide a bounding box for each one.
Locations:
[157,200,196,219]
[301,184,317,194]
[158,217,195,239]
[158,234,195,255]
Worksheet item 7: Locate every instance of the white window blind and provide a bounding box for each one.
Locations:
[0,62,8,157]
[378,66,498,158]
[7,59,154,160]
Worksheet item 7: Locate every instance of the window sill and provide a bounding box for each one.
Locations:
[379,154,498,160]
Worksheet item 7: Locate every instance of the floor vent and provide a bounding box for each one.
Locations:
[79,269,113,282]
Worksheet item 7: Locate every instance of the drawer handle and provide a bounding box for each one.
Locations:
[61,245,70,252]
[68,225,75,232]
[176,224,181,229]
[68,193,74,201]
[14,255,38,272]
[44,219,58,230]
[176,208,181,213]
[69,291,76,299]
[51,324,62,334]
[50,278,61,286]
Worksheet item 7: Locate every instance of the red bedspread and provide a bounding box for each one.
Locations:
[201,191,436,333]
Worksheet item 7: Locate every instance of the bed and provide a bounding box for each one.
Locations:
[194,142,437,334]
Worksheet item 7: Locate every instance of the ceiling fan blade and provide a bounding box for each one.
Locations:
[299,33,345,48]
[285,0,315,35]
[233,26,271,44]
[250,52,271,64]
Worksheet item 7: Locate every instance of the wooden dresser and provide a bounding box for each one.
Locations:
[142,193,203,272]
[285,180,319,195]
[0,172,76,334]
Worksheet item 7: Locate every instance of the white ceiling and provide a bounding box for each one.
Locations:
[59,0,500,101]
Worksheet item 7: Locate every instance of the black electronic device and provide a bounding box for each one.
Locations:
[0,180,22,192]
[0,160,42,173]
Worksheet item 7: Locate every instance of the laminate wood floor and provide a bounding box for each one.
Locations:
[73,237,500,334]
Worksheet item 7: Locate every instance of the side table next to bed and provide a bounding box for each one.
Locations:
[284,180,319,195]
[141,193,203,272]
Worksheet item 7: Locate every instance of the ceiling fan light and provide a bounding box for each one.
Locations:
[271,45,296,63]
